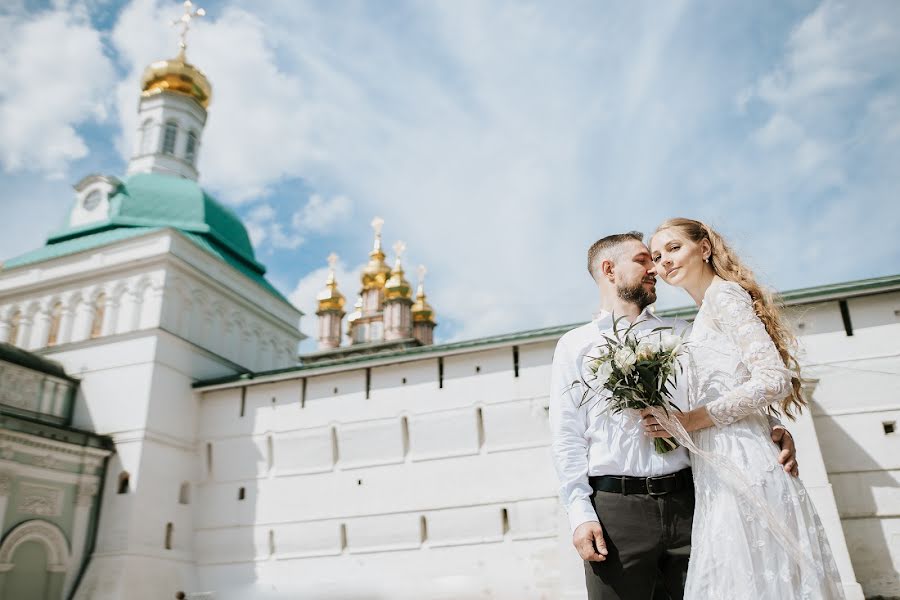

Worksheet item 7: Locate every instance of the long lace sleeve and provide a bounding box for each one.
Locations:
[704,282,793,427]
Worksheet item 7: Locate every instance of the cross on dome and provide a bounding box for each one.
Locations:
[171,0,206,58]
[392,241,406,266]
[327,252,338,271]
[417,265,427,282]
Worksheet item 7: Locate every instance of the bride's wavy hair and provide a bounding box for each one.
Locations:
[655,217,806,419]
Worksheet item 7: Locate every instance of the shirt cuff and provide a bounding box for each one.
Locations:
[567,498,599,533]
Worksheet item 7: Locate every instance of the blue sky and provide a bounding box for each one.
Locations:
[1,0,899,350]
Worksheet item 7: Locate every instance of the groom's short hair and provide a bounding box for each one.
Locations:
[587,231,644,280]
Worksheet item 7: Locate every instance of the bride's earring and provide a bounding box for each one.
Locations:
[704,256,710,264]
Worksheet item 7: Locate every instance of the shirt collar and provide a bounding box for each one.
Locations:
[593,305,661,325]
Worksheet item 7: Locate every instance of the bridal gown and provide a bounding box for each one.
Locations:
[683,279,844,599]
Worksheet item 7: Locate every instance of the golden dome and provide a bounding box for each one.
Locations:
[141,53,212,109]
[316,254,345,314]
[385,265,412,301]
[361,217,391,291]
[411,267,436,324]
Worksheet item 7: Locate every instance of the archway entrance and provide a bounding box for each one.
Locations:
[0,520,70,600]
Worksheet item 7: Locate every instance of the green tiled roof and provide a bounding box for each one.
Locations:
[2,173,290,305]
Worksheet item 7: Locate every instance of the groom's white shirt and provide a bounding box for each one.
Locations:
[549,307,692,533]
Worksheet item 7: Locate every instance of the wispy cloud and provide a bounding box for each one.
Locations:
[2,0,898,346]
[0,4,114,177]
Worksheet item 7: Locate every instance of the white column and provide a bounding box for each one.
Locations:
[58,305,75,344]
[139,284,164,329]
[16,315,33,348]
[100,296,119,336]
[71,301,94,342]
[29,308,51,350]
[63,481,99,599]
[116,289,139,334]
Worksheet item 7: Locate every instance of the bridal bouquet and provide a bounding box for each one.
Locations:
[577,316,686,453]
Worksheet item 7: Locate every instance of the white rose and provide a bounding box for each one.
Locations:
[595,361,614,387]
[660,333,683,353]
[636,339,659,360]
[614,347,637,372]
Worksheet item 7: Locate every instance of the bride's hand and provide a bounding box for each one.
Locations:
[639,409,682,438]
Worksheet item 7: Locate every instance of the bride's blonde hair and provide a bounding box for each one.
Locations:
[655,218,806,419]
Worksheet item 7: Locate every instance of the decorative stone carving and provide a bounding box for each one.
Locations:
[18,483,64,516]
[0,472,12,496]
[77,481,100,506]
[36,454,58,469]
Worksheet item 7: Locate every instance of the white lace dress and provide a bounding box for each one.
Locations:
[683,279,844,600]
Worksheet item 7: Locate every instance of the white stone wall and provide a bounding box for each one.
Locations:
[193,289,900,599]
[194,342,565,599]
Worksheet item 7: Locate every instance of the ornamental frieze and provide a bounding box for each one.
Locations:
[18,483,64,517]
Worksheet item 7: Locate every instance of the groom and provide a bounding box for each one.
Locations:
[549,231,798,600]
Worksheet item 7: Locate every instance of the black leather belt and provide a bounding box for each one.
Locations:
[589,468,693,496]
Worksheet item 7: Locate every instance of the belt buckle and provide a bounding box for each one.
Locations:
[646,473,676,496]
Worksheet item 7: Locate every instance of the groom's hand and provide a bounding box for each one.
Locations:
[772,427,799,477]
[573,521,608,562]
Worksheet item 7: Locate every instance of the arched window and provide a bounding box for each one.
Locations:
[90,293,106,339]
[165,523,173,550]
[46,302,63,346]
[7,311,21,345]
[140,119,154,155]
[118,471,130,494]
[178,482,190,505]
[161,121,178,155]
[185,130,198,164]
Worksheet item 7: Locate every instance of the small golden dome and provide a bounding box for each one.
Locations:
[385,241,413,301]
[141,53,212,109]
[316,254,345,314]
[385,266,412,301]
[411,266,436,324]
[361,216,391,290]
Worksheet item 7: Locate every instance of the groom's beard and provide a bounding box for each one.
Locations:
[617,279,657,310]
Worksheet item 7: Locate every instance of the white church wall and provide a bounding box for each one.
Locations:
[791,293,900,598]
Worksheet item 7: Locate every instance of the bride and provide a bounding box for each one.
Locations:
[641,218,844,599]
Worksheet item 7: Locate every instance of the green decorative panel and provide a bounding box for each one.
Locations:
[4,540,49,600]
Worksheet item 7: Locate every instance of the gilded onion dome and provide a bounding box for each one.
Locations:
[412,265,436,323]
[141,2,211,108]
[385,241,413,301]
[316,254,345,314]
[141,53,212,109]
[361,217,391,291]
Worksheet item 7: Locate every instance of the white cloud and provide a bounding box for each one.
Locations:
[292,194,352,233]
[111,0,323,202]
[0,5,114,177]
[288,258,365,351]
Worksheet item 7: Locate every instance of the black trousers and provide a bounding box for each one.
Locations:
[583,481,694,600]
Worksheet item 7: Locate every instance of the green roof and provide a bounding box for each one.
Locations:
[194,272,900,389]
[2,173,289,304]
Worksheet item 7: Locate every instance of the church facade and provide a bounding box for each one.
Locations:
[0,21,898,600]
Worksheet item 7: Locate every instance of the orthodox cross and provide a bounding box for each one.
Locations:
[326,253,338,281]
[393,241,406,267]
[417,265,427,285]
[171,0,206,58]
[371,217,384,251]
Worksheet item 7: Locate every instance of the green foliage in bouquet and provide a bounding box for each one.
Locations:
[573,315,686,453]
